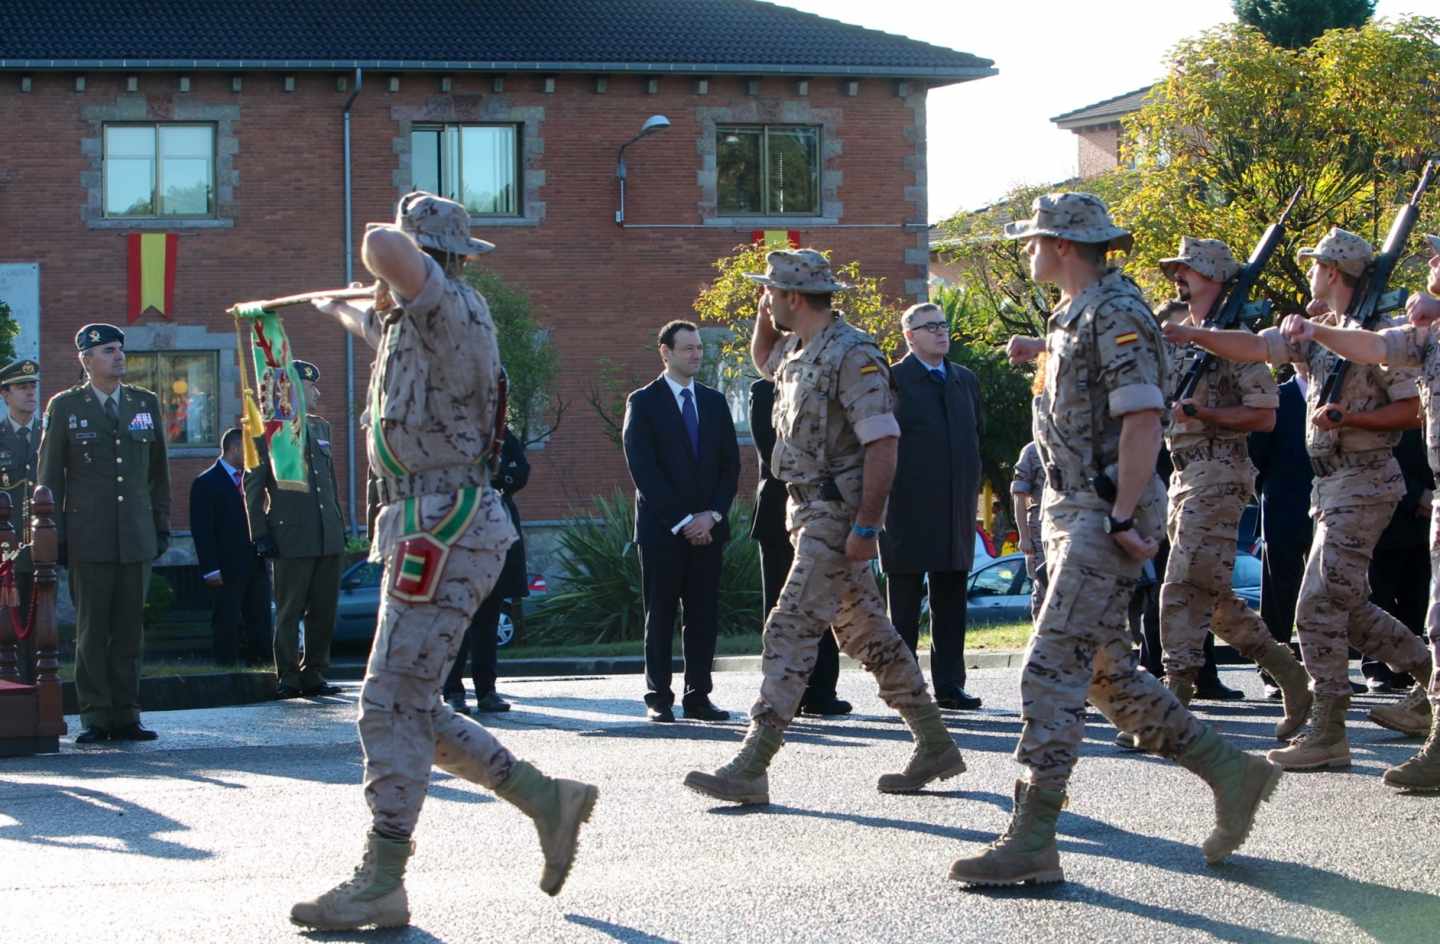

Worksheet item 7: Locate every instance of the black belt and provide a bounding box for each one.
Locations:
[1171,441,1247,472]
[786,478,844,503]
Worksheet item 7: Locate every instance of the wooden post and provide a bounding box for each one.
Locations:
[30,486,65,740]
[0,492,16,683]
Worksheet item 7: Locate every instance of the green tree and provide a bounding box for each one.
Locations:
[465,269,563,445]
[0,300,15,364]
[1233,0,1375,48]
[1119,18,1440,310]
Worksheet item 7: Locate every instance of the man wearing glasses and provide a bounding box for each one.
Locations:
[880,302,985,711]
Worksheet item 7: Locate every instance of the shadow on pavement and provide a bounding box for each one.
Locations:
[564,914,681,944]
[0,783,213,861]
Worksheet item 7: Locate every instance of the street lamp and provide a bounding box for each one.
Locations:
[615,114,670,225]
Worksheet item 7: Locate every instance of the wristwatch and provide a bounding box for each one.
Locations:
[851,524,880,539]
[1103,515,1134,535]
[709,511,723,524]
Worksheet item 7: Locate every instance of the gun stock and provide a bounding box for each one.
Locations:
[1323,160,1436,422]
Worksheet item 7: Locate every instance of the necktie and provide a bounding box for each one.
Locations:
[930,367,947,385]
[232,470,243,493]
[17,426,28,447]
[680,388,700,458]
[105,396,118,424]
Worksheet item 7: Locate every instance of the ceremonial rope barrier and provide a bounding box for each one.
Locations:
[0,558,35,641]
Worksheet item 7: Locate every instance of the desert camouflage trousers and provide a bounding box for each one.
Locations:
[1428,511,1440,700]
[1019,535,1205,791]
[360,495,515,838]
[752,513,930,729]
[1160,484,1276,675]
[1297,500,1431,698]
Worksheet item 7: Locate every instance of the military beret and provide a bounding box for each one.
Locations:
[75,323,125,351]
[0,359,39,386]
[292,360,320,382]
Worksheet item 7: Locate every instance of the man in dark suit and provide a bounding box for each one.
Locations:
[622,320,740,722]
[879,302,984,711]
[749,378,849,716]
[1248,369,1315,697]
[190,427,271,666]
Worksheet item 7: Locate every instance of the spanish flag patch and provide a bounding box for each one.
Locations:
[860,364,880,375]
[1114,331,1139,346]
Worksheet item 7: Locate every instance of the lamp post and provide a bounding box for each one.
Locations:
[615,114,670,225]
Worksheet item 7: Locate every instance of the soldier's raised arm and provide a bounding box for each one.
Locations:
[1164,320,1270,363]
[751,293,783,377]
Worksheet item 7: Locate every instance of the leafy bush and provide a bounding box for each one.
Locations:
[143,571,176,629]
[528,491,762,644]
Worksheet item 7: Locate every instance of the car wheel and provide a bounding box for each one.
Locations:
[496,609,515,647]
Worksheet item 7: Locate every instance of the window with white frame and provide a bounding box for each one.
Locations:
[103,124,216,218]
[411,124,521,217]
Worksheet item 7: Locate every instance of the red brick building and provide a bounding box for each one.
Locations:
[1051,85,1153,180]
[0,1,994,566]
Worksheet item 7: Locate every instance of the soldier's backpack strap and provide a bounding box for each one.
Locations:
[386,485,483,604]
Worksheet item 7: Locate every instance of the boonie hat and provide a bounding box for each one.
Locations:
[1424,234,1440,257]
[1297,227,1372,279]
[1159,237,1242,283]
[384,191,495,256]
[0,359,39,387]
[744,249,851,294]
[75,323,125,351]
[1002,192,1133,253]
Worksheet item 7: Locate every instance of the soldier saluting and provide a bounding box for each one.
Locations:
[0,357,41,682]
[37,324,170,744]
[950,194,1280,887]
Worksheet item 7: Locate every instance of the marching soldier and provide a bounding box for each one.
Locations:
[244,358,345,698]
[950,194,1279,887]
[683,248,964,807]
[0,358,41,681]
[1146,238,1311,740]
[1169,227,1431,772]
[37,324,170,743]
[1268,232,1440,789]
[290,193,596,930]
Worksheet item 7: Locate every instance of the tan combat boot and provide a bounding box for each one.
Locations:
[948,780,1066,886]
[290,831,413,930]
[1116,670,1197,750]
[1175,727,1283,864]
[1383,700,1440,791]
[1267,694,1350,770]
[683,723,782,805]
[1255,641,1312,741]
[495,760,599,896]
[877,702,967,793]
[1369,684,1433,738]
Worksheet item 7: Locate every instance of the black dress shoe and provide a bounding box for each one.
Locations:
[682,697,730,721]
[936,688,983,710]
[1194,680,1245,701]
[301,682,343,697]
[75,727,110,744]
[275,684,304,700]
[110,723,159,742]
[473,691,511,713]
[1349,680,1369,695]
[646,704,675,723]
[798,697,854,717]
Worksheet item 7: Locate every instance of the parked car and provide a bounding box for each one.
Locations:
[966,550,1264,625]
[327,560,545,648]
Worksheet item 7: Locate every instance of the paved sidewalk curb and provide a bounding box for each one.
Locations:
[61,672,276,715]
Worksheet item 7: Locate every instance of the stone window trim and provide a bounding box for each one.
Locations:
[696,102,843,223]
[121,323,241,458]
[80,96,240,230]
[391,97,546,225]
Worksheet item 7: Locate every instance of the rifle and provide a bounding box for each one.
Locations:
[1320,160,1437,422]
[1173,186,1302,417]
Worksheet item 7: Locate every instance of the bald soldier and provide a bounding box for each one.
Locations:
[37,324,170,743]
[291,193,596,931]
[684,249,965,806]
[949,194,1280,887]
[1169,227,1431,772]
[0,358,41,682]
[1269,232,1440,790]
[1143,238,1310,741]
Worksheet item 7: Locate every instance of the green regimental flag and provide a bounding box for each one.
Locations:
[233,304,309,492]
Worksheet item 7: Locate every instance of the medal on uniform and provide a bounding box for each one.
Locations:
[387,487,483,604]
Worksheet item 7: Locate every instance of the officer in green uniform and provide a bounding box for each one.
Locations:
[0,358,41,682]
[37,324,170,743]
[244,359,345,698]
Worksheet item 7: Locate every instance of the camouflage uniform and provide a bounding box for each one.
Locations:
[354,197,519,838]
[1157,239,1281,679]
[1259,229,1429,700]
[0,358,40,683]
[752,316,929,727]
[1011,438,1047,621]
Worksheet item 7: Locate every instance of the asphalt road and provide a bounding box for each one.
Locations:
[2,665,1438,943]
